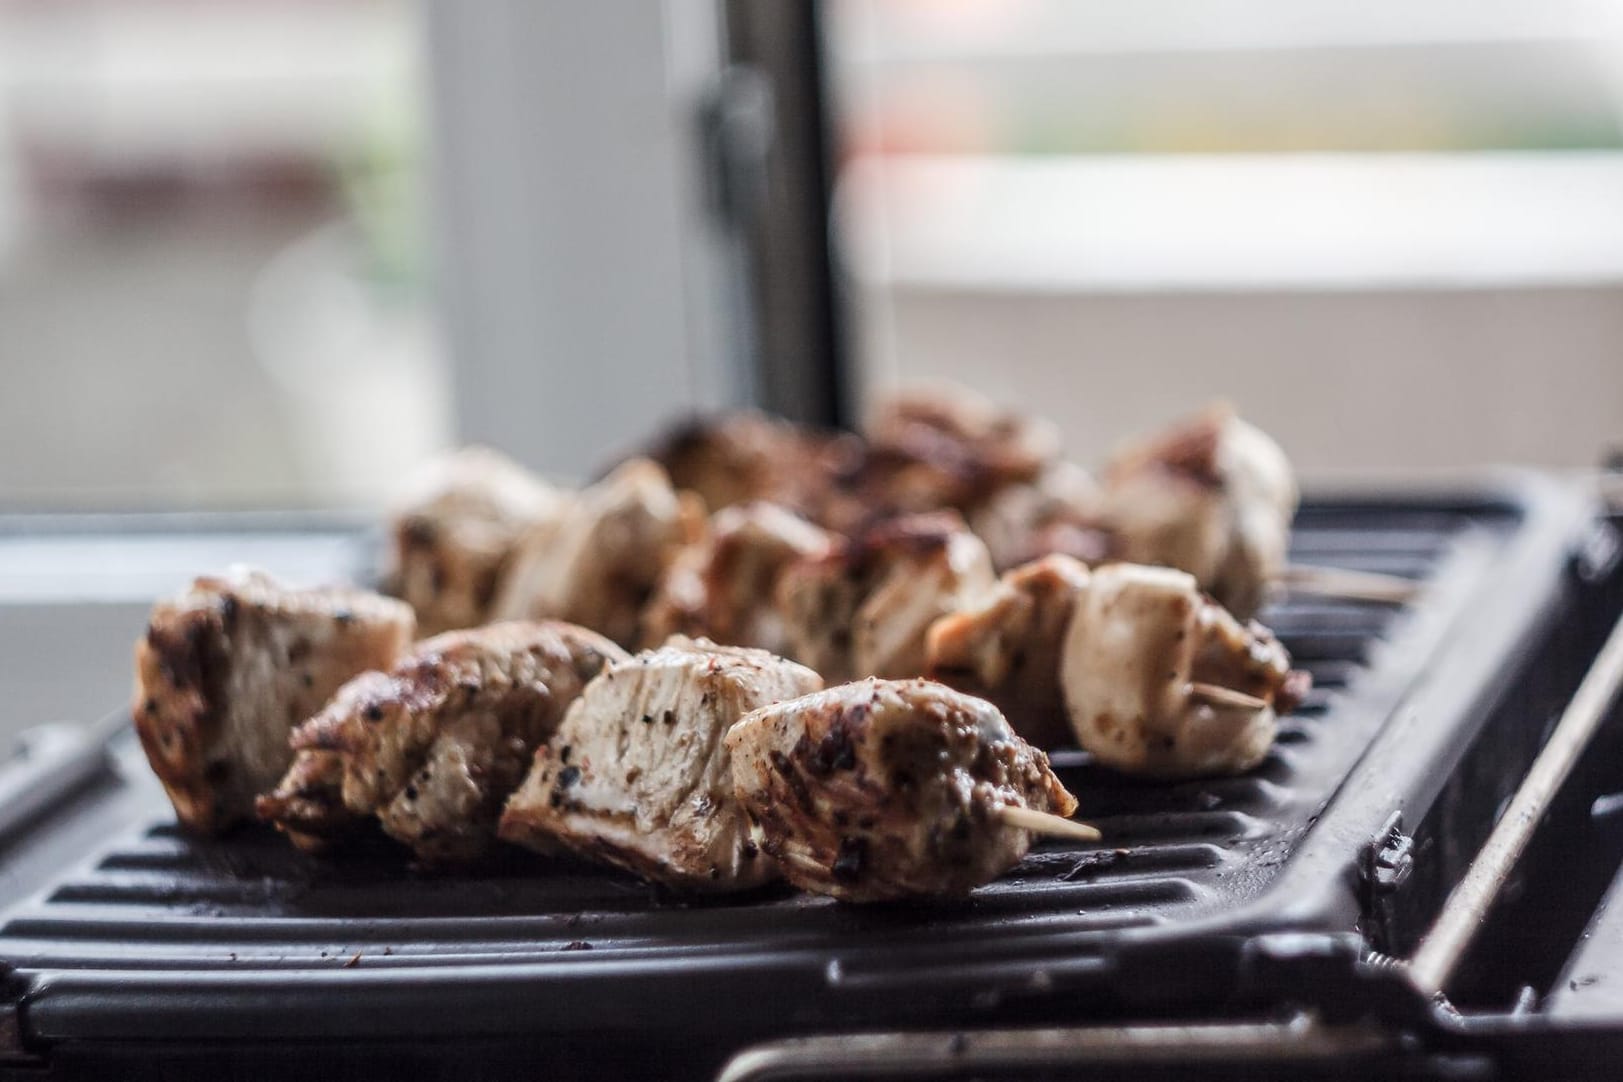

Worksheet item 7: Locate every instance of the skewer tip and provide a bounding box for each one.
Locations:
[1190,682,1269,711]
[993,804,1102,843]
[1280,564,1419,605]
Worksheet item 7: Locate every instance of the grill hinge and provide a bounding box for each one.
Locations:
[1360,811,1415,952]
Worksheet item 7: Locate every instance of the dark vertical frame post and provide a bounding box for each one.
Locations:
[723,0,850,429]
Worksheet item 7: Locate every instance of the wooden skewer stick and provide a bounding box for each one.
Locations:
[993,804,1102,843]
[1190,682,1269,711]
[1279,564,1420,605]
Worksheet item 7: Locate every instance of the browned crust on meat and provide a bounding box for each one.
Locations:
[253,748,358,852]
[728,679,1076,903]
[265,621,626,865]
[133,603,232,832]
[133,572,413,835]
[925,555,1091,748]
[498,638,818,891]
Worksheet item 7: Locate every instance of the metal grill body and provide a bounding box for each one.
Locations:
[0,481,1606,1079]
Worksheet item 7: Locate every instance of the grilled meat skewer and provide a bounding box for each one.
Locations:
[643,410,857,519]
[924,554,1092,749]
[258,620,624,865]
[383,446,568,636]
[835,385,1063,529]
[1099,403,1296,620]
[499,637,822,892]
[727,678,1079,903]
[1062,563,1307,778]
[135,568,415,834]
[493,458,706,649]
[641,501,837,655]
[776,512,995,683]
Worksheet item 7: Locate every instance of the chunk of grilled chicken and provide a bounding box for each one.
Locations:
[727,678,1078,903]
[969,460,1111,573]
[643,410,858,518]
[1099,404,1297,620]
[492,458,706,648]
[841,385,1063,524]
[925,555,1091,749]
[256,748,352,853]
[1061,563,1307,778]
[498,637,821,891]
[383,446,568,636]
[776,512,995,683]
[259,621,625,864]
[641,502,837,655]
[134,569,414,834]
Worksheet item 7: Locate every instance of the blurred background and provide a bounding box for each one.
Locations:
[3,0,1623,724]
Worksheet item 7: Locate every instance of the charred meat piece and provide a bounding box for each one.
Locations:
[499,637,821,892]
[925,555,1091,749]
[1062,563,1307,778]
[727,678,1078,903]
[260,621,625,864]
[642,410,858,518]
[493,458,706,648]
[1099,404,1297,619]
[831,385,1063,528]
[135,569,414,834]
[383,446,567,636]
[642,502,837,655]
[776,512,995,683]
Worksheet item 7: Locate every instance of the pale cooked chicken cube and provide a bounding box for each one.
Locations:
[492,458,706,648]
[134,569,415,834]
[925,554,1092,749]
[498,637,821,891]
[1099,404,1297,620]
[776,512,995,683]
[727,678,1078,903]
[259,621,624,864]
[641,501,836,655]
[1061,563,1307,778]
[384,446,568,636]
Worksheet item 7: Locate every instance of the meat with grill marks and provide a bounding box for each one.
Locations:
[135,568,415,835]
[492,458,706,648]
[1062,562,1307,779]
[383,446,568,636]
[1098,404,1296,620]
[641,501,837,655]
[498,637,822,891]
[775,511,995,684]
[726,678,1078,902]
[925,554,1091,749]
[258,621,625,864]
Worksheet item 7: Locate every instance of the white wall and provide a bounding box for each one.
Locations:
[841,155,1623,476]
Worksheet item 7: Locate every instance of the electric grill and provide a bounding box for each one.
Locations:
[2,476,1623,1080]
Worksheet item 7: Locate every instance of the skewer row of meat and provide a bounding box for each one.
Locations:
[138,546,1301,902]
[139,570,1076,900]
[386,387,1296,654]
